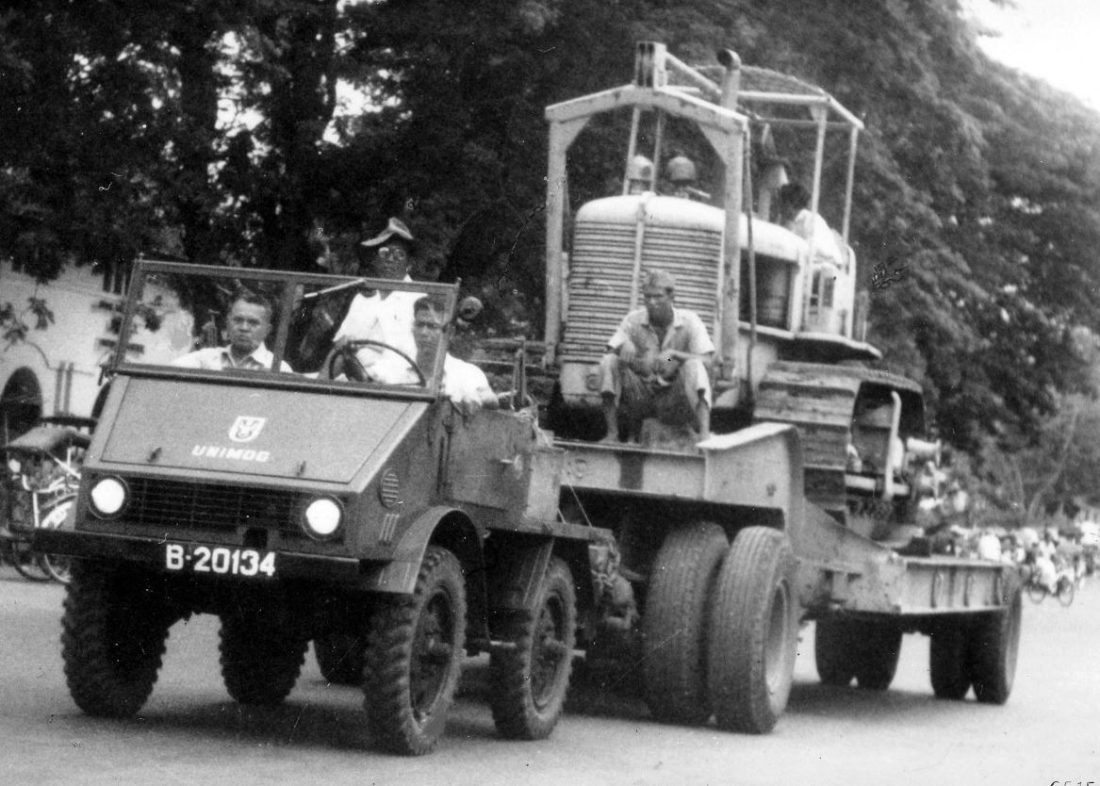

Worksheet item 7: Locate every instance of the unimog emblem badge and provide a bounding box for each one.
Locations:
[228,416,266,443]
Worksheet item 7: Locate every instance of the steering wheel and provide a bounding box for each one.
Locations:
[328,339,426,386]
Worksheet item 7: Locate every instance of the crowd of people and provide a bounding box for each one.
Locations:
[949,524,1093,593]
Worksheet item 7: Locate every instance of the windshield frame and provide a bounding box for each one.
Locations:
[113,259,458,399]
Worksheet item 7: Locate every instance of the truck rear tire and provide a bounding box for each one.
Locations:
[641,521,728,725]
[707,527,797,734]
[815,619,900,690]
[61,561,173,718]
[315,633,367,685]
[219,615,308,705]
[853,625,902,691]
[929,622,971,700]
[814,620,856,686]
[363,545,466,755]
[489,557,576,740]
[967,586,1022,705]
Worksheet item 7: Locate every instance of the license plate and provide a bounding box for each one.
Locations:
[164,543,276,578]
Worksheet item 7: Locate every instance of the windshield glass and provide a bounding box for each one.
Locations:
[116,260,455,394]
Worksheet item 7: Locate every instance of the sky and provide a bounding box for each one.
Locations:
[968,0,1100,110]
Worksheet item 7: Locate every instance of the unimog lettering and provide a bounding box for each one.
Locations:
[190,445,271,462]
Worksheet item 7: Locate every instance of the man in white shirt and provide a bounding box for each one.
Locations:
[777,182,843,266]
[372,295,498,411]
[333,217,421,374]
[173,292,292,372]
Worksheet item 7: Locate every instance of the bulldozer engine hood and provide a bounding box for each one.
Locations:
[96,377,428,484]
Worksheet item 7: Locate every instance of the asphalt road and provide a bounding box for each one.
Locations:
[1,565,1095,786]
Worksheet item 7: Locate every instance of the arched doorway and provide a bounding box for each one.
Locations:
[0,368,42,443]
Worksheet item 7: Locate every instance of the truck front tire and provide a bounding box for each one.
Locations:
[61,561,173,718]
[364,545,467,755]
[219,615,308,705]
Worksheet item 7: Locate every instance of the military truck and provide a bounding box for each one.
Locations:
[38,42,1021,754]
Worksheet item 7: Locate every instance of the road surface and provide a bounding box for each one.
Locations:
[0,565,1095,786]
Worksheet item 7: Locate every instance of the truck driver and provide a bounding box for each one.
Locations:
[330,216,422,375]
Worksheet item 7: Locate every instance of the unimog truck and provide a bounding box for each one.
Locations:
[38,42,1021,753]
[37,267,605,755]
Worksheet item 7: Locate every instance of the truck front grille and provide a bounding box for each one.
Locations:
[125,477,300,532]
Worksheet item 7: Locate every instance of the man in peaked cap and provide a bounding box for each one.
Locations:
[331,217,421,377]
[598,269,714,444]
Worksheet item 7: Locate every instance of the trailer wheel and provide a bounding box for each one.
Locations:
[363,545,466,755]
[641,521,728,725]
[967,586,1022,705]
[814,620,856,686]
[314,633,367,685]
[853,625,902,691]
[61,561,173,718]
[220,615,308,705]
[490,557,576,740]
[707,527,797,734]
[929,622,971,700]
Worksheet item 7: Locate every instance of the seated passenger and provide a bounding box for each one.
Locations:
[371,295,499,412]
[598,270,713,443]
[776,182,843,266]
[173,291,292,372]
[332,217,421,375]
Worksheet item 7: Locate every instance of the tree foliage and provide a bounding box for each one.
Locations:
[4,0,1100,500]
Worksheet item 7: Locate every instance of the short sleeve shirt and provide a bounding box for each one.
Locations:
[172,344,292,373]
[442,354,493,407]
[607,306,715,361]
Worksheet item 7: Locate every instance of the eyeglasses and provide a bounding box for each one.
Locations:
[377,246,407,263]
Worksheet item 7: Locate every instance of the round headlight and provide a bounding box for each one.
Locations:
[90,476,128,517]
[303,497,342,538]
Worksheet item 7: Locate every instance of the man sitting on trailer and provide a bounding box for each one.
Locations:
[598,270,714,444]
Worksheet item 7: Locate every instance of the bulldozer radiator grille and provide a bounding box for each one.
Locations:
[123,477,300,532]
[562,221,721,358]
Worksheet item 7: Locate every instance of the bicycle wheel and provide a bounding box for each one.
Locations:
[38,494,75,584]
[8,536,51,581]
[1025,576,1046,603]
[1056,576,1075,607]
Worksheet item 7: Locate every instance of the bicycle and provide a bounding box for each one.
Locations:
[1023,563,1076,607]
[0,417,90,584]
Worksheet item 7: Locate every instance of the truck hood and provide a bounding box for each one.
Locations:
[98,378,428,483]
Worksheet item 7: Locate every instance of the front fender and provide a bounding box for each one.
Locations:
[360,505,481,595]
